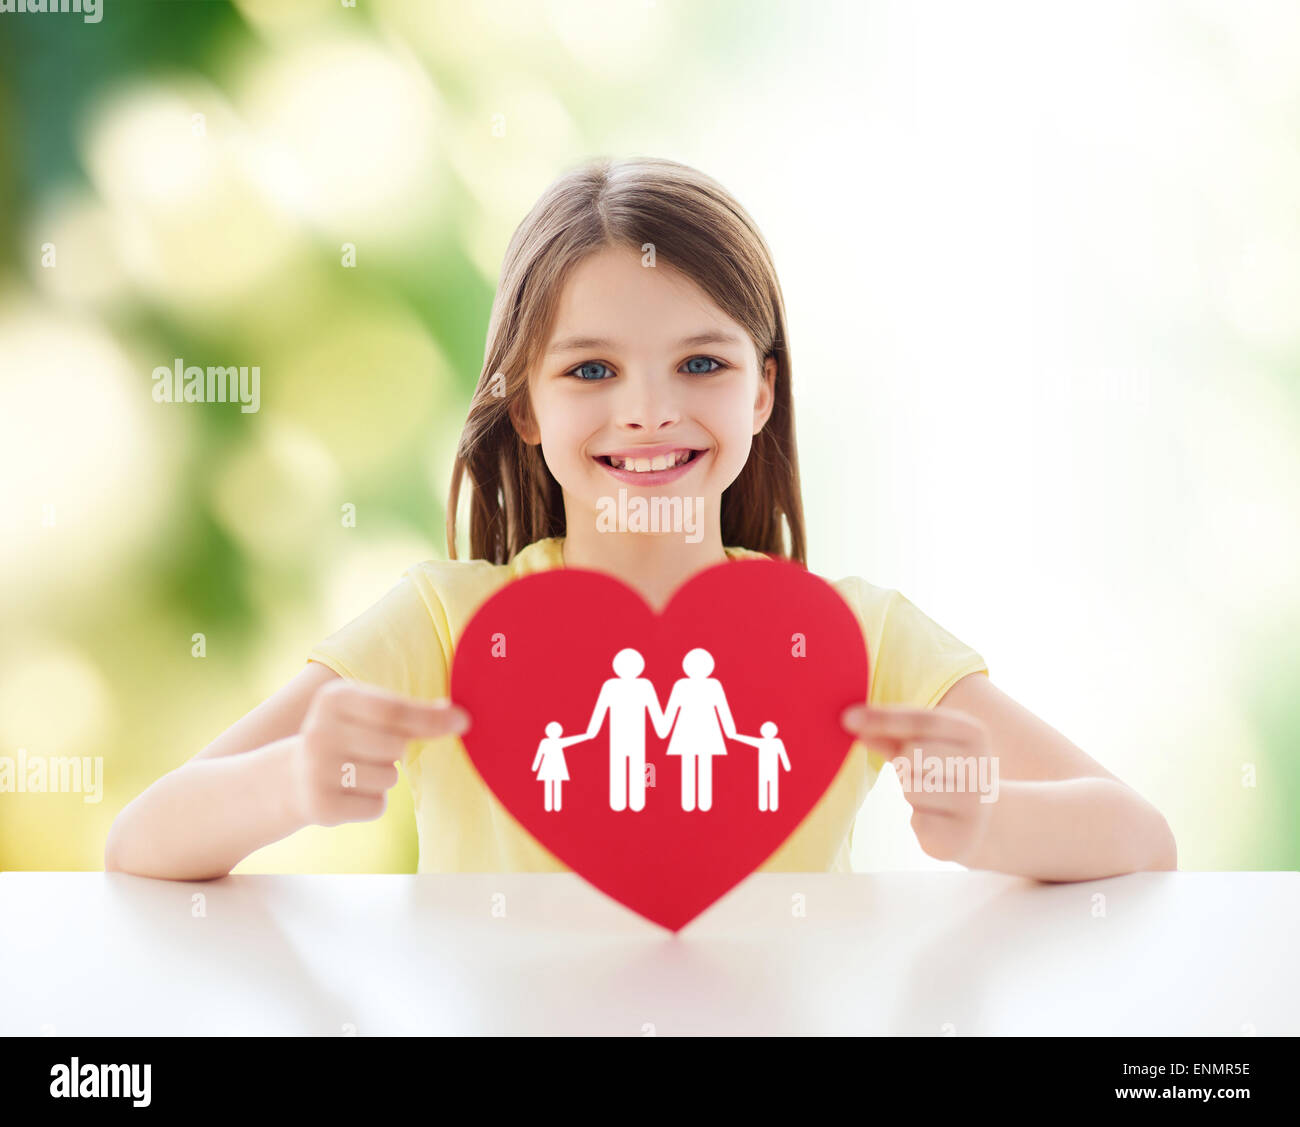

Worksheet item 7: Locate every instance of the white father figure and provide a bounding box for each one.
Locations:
[583,648,667,812]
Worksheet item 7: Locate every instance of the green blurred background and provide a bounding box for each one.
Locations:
[1,0,1296,875]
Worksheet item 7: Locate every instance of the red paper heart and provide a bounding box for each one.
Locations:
[450,557,869,932]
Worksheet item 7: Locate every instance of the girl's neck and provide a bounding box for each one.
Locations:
[560,499,728,610]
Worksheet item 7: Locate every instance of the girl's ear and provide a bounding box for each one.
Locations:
[753,356,777,435]
[508,390,540,445]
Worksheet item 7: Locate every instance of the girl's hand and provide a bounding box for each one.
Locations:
[292,680,471,828]
[840,703,994,866]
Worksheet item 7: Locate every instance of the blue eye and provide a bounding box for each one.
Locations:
[569,361,612,382]
[563,356,728,381]
[683,356,725,374]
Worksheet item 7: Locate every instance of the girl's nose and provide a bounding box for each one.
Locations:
[614,372,681,432]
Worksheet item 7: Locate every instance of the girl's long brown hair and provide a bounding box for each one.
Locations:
[446,156,806,566]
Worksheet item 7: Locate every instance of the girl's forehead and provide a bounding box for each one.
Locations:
[553,249,728,320]
[543,297,750,358]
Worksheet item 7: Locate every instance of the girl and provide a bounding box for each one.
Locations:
[105,156,1177,883]
[531,722,588,813]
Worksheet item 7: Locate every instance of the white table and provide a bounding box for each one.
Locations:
[2,871,1296,1036]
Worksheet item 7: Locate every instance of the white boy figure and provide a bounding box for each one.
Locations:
[531,722,588,812]
[731,721,791,811]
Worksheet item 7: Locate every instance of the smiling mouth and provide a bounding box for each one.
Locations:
[595,449,704,473]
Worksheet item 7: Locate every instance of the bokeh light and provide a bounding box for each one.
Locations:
[0,640,113,759]
[239,36,442,245]
[0,301,171,614]
[82,79,300,314]
[208,419,341,563]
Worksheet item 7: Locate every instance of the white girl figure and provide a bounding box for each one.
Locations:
[531,722,588,812]
[659,647,739,812]
[732,722,792,811]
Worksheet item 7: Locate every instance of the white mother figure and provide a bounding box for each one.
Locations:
[660,647,740,812]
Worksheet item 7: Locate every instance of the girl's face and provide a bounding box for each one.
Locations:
[515,244,775,530]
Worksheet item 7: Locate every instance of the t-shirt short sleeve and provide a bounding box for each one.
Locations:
[831,576,988,780]
[833,576,989,710]
[306,572,450,702]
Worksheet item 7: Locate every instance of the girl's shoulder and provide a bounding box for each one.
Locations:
[309,540,561,699]
[719,549,907,639]
[825,570,968,657]
[820,570,988,708]
[402,537,563,636]
[822,572,904,632]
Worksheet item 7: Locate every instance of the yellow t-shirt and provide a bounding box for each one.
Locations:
[306,536,988,874]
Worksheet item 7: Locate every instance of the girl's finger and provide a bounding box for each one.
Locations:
[328,718,429,764]
[886,739,999,805]
[885,737,993,771]
[333,759,401,797]
[898,780,984,815]
[840,703,983,745]
[316,681,471,737]
[881,735,983,759]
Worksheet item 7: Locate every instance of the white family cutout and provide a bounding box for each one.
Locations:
[529,647,791,814]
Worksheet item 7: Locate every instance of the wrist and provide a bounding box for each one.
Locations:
[260,735,310,832]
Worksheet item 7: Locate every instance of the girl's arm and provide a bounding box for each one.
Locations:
[105,663,333,881]
[841,672,1177,880]
[937,672,1177,878]
[557,735,588,748]
[105,663,468,880]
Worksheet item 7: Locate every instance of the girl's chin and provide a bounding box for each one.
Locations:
[556,473,721,524]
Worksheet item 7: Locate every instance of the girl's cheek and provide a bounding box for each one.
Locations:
[536,420,587,470]
[553,405,603,447]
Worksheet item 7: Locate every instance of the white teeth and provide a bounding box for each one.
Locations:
[607,450,695,471]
